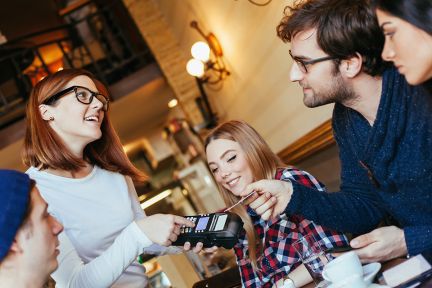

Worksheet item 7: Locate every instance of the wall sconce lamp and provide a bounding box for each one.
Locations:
[186,21,230,85]
[186,21,230,129]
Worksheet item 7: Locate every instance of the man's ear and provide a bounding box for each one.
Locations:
[9,238,23,254]
[39,104,53,121]
[339,52,363,79]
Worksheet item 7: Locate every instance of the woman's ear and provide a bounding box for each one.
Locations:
[39,104,53,121]
[339,52,363,78]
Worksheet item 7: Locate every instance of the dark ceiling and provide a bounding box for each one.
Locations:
[0,0,63,42]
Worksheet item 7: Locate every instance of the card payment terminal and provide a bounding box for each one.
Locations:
[173,212,243,249]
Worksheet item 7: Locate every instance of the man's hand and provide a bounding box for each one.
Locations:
[350,226,407,263]
[241,179,293,220]
[137,214,194,246]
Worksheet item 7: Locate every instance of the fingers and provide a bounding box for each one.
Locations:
[204,246,218,253]
[174,215,195,227]
[240,183,258,197]
[182,242,206,253]
[248,192,272,210]
[168,231,178,243]
[260,206,273,221]
[242,191,258,206]
[248,193,275,220]
[173,225,181,236]
[253,195,276,216]
[240,180,268,197]
[192,242,204,253]
[183,242,191,251]
[350,232,376,249]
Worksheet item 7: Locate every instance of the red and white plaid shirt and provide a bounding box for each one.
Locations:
[233,167,349,288]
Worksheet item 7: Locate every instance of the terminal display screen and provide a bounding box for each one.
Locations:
[214,214,227,231]
[196,217,209,230]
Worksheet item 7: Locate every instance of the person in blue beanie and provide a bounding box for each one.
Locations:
[241,0,432,264]
[0,169,63,288]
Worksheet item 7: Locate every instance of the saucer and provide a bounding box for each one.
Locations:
[363,262,381,285]
[327,284,389,288]
[326,262,381,288]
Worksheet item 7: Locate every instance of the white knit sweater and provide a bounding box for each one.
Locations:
[27,166,174,288]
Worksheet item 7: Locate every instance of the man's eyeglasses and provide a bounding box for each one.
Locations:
[289,50,336,73]
[44,86,109,112]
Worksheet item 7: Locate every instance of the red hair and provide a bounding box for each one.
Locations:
[23,69,147,182]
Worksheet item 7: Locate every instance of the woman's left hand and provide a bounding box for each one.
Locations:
[183,242,218,253]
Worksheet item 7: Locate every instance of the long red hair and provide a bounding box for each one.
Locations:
[23,68,147,182]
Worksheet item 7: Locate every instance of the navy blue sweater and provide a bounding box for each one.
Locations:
[285,68,432,256]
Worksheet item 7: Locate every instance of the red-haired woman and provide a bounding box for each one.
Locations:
[23,69,194,287]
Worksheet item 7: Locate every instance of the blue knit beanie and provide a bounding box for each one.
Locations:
[0,170,31,262]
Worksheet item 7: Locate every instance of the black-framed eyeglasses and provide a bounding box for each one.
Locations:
[43,85,109,112]
[289,50,336,73]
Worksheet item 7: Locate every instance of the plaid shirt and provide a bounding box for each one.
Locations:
[233,167,349,288]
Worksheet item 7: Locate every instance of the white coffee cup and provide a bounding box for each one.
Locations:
[330,274,367,288]
[322,251,363,284]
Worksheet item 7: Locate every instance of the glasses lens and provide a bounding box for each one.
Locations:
[298,60,307,73]
[74,87,109,111]
[291,59,307,73]
[75,87,93,104]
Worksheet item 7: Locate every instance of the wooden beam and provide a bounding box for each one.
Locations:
[58,0,91,17]
[277,119,335,165]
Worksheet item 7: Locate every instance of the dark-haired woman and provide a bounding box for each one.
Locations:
[373,0,432,92]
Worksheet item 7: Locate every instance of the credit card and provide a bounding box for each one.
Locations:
[223,191,256,212]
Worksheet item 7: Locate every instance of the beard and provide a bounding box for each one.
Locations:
[302,71,358,108]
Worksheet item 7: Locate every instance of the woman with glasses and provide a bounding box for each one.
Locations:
[205,120,348,288]
[23,69,195,288]
[372,0,432,93]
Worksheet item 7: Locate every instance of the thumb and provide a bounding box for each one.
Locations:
[350,232,375,248]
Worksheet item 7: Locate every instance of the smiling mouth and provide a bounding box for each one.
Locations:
[226,177,240,187]
[84,115,99,122]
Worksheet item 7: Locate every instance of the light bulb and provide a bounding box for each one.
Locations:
[168,99,178,108]
[191,41,210,62]
[186,59,205,77]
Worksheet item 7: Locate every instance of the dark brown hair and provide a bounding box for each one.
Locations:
[23,69,147,182]
[277,0,388,76]
[372,0,432,35]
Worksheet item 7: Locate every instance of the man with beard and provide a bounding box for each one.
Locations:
[241,0,432,264]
